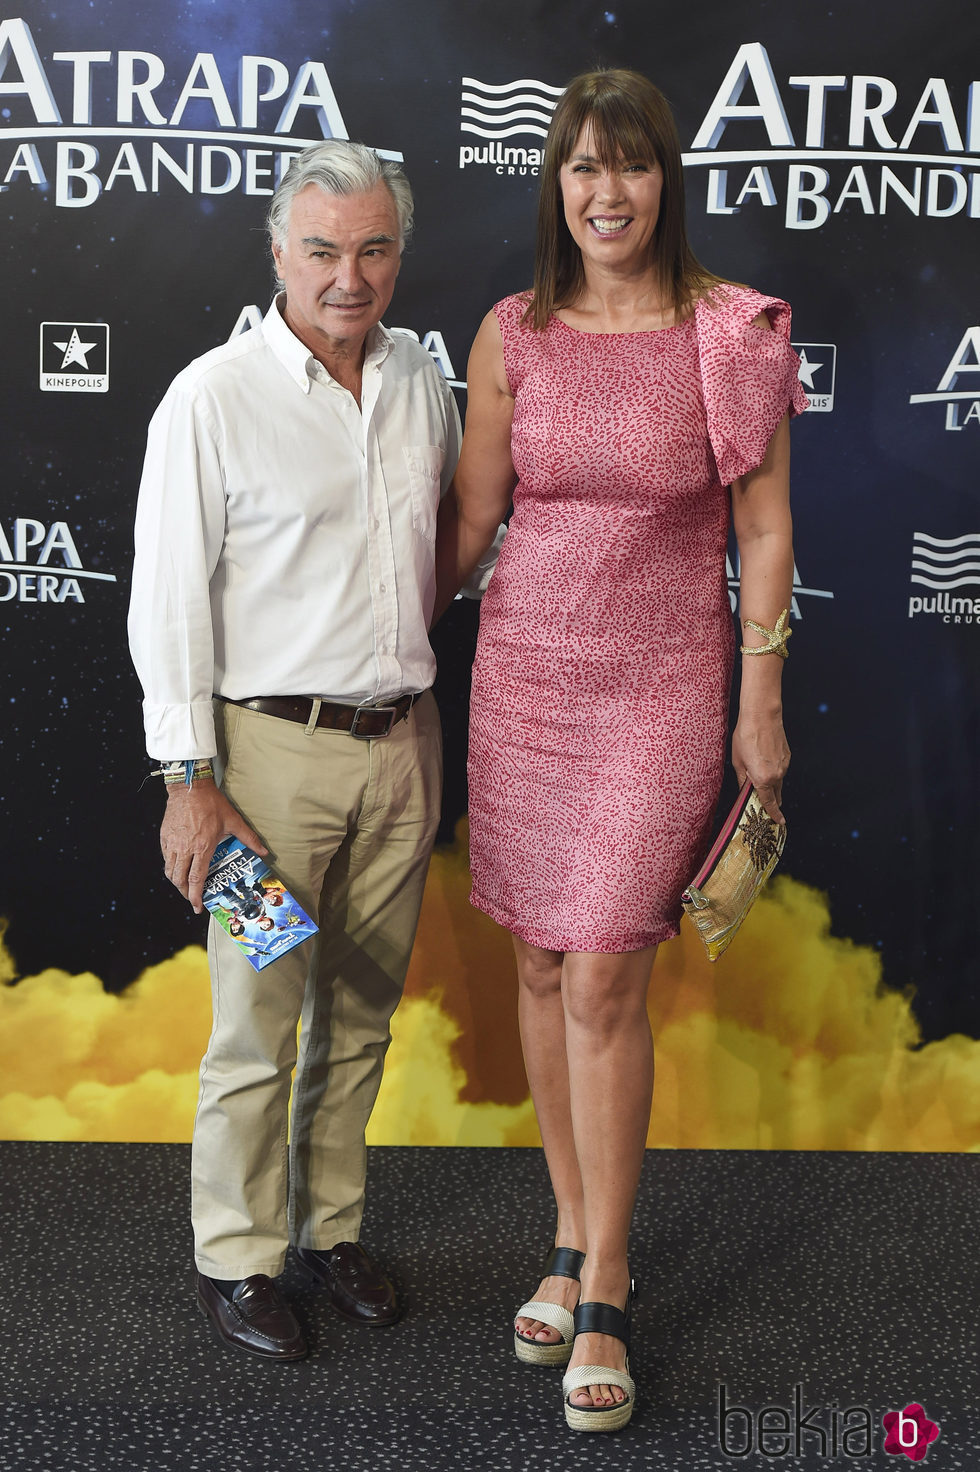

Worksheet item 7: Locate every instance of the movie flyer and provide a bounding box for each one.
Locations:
[203,839,318,971]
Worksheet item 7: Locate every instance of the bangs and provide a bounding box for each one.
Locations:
[530,69,714,333]
[554,84,663,169]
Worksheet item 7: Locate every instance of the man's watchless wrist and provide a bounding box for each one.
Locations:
[156,758,217,789]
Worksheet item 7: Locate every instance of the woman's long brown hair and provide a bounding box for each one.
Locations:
[528,69,723,331]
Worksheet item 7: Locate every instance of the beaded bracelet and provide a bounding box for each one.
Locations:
[740,608,792,660]
[153,759,216,787]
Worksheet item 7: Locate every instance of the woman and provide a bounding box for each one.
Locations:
[434,68,807,1433]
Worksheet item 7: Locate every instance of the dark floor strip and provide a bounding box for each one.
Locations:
[1,1144,975,1469]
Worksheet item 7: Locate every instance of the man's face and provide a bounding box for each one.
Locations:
[272,182,402,363]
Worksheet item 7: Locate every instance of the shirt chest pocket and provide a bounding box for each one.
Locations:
[403,445,443,543]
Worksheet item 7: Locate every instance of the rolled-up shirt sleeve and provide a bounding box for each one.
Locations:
[127,379,228,759]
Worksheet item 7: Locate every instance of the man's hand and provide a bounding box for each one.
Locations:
[160,780,268,914]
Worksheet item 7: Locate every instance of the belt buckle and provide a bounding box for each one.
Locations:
[350,703,397,739]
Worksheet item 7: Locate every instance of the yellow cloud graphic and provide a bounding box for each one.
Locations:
[0,939,211,1141]
[646,877,980,1150]
[366,995,536,1147]
[0,837,977,1149]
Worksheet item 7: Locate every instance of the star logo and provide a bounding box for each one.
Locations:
[791,341,837,412]
[52,328,98,370]
[796,347,823,390]
[39,321,109,393]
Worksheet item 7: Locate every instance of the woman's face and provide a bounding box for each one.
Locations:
[559,122,662,274]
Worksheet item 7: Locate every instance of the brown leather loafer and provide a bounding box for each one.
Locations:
[197,1273,308,1360]
[295,1241,400,1326]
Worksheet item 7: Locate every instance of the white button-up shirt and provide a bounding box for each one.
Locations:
[129,296,467,758]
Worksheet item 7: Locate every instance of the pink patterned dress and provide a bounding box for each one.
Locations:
[467,286,808,952]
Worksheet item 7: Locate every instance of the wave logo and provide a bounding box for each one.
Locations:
[908,531,980,623]
[458,77,562,176]
[912,531,980,591]
[460,77,562,140]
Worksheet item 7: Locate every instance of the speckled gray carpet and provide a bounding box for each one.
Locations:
[1,1145,975,1470]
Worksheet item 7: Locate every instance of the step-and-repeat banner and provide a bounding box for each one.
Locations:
[1,1,977,1148]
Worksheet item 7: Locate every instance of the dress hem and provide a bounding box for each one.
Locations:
[469,891,679,953]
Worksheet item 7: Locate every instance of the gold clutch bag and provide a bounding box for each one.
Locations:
[681,782,786,961]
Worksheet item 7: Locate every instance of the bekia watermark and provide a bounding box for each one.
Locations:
[718,1384,941,1460]
[883,1404,940,1461]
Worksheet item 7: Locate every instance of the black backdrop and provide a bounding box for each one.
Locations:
[1,2,977,1060]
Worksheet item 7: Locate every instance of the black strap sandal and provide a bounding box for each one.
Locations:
[513,1245,586,1366]
[562,1290,635,1433]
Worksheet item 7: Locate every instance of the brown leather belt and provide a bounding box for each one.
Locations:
[219,692,421,739]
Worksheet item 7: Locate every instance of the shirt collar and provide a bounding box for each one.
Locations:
[262,293,394,395]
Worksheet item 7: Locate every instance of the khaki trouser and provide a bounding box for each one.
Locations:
[191,692,442,1279]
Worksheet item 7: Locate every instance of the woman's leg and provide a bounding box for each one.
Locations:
[562,946,657,1407]
[512,936,586,1343]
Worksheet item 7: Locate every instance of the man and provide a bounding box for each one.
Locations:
[129,141,482,1361]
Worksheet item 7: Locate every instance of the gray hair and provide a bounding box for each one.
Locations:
[267,140,414,264]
